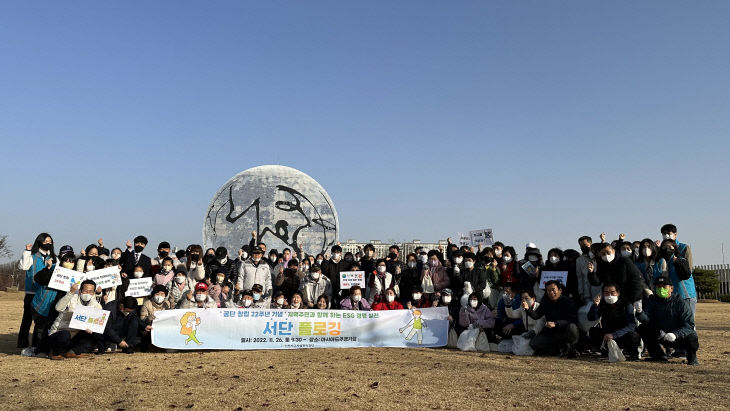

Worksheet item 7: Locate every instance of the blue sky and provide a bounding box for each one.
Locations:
[1,1,728,265]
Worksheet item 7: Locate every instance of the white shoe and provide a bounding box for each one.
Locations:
[21,347,35,357]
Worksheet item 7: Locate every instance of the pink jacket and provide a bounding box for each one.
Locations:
[421,264,450,292]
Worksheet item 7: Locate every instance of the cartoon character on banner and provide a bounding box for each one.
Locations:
[180,312,203,345]
[399,309,427,345]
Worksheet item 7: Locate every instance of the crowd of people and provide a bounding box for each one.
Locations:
[15,224,699,365]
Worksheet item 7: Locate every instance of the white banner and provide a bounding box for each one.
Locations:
[469,229,494,248]
[455,232,471,248]
[152,307,449,350]
[69,305,110,334]
[126,277,154,297]
[49,266,85,292]
[540,271,569,289]
[82,266,123,289]
[339,271,365,289]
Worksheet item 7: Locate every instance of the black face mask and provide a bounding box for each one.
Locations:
[483,257,493,264]
[662,248,675,257]
[580,245,591,254]
[158,251,169,258]
[190,254,200,262]
[134,245,144,253]
[40,243,53,251]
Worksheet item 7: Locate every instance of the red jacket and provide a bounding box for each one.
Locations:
[372,300,404,311]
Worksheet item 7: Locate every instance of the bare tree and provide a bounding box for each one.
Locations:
[0,235,11,259]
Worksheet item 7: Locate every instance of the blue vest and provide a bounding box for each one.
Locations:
[655,257,696,299]
[24,253,48,294]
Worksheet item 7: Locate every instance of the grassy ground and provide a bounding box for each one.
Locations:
[0,290,728,410]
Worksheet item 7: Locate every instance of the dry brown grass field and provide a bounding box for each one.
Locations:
[0,290,728,410]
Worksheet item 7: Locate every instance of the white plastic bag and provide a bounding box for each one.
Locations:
[421,274,435,294]
[457,326,479,351]
[447,327,459,348]
[475,329,490,352]
[604,339,626,363]
[498,339,514,353]
[461,282,474,308]
[511,335,535,356]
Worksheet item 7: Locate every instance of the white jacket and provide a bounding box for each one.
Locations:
[367,272,393,304]
[178,294,217,309]
[50,293,102,336]
[506,301,546,335]
[299,275,332,305]
[237,259,273,303]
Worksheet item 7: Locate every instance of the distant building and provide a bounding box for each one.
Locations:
[341,239,449,260]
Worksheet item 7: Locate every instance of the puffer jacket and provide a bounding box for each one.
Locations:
[299,274,332,306]
[50,292,102,335]
[637,293,695,338]
[458,303,495,329]
[237,259,273,303]
[420,263,450,292]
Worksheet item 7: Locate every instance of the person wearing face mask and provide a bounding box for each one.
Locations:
[460,252,488,303]
[421,251,449,300]
[359,244,377,277]
[495,283,524,339]
[233,245,251,284]
[153,257,176,287]
[542,248,574,301]
[150,241,175,275]
[478,249,502,309]
[372,288,404,311]
[102,296,140,354]
[635,238,662,296]
[526,281,579,357]
[510,289,545,342]
[236,248,273,305]
[340,286,371,311]
[167,269,194,308]
[204,247,236,282]
[398,254,421,306]
[431,288,460,331]
[248,283,268,308]
[183,244,207,283]
[121,235,151,278]
[657,239,696,320]
[299,265,332,308]
[586,283,641,360]
[637,276,699,365]
[207,268,228,307]
[46,280,103,359]
[575,236,601,307]
[367,259,394,305]
[270,291,290,309]
[517,246,543,292]
[498,246,519,289]
[17,233,56,349]
[138,285,172,350]
[590,244,645,309]
[660,224,693,270]
[458,293,495,336]
[447,250,465,298]
[405,285,431,309]
[275,259,304,302]
[180,282,217,309]
[617,240,636,263]
[237,290,255,309]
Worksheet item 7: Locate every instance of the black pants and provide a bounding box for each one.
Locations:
[530,323,580,355]
[30,309,60,354]
[496,321,525,339]
[588,327,641,356]
[50,330,103,355]
[18,294,35,348]
[638,323,699,362]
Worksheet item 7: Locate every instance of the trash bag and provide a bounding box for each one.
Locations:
[498,339,514,353]
[511,335,535,356]
[604,339,626,363]
[457,325,479,351]
[447,327,459,349]
[475,329,491,352]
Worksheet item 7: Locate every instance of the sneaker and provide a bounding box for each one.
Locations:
[21,347,35,357]
[48,354,64,361]
[687,358,700,366]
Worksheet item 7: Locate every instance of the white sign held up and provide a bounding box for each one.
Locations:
[82,266,123,289]
[69,305,110,334]
[48,266,85,292]
[340,271,366,289]
[126,277,154,298]
[469,229,494,248]
[540,271,569,289]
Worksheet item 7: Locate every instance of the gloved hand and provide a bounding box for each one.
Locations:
[664,333,677,343]
[521,330,536,339]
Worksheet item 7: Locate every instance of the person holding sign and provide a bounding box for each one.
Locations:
[48,280,103,360]
[340,286,371,311]
[586,283,641,361]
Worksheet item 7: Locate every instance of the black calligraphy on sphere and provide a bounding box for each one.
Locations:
[203,166,339,257]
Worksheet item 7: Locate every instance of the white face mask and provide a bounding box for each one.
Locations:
[494,250,502,257]
[643,248,653,257]
[602,253,615,263]
[469,300,478,308]
[663,233,675,240]
[134,271,144,278]
[503,256,512,263]
[465,261,474,269]
[291,302,301,309]
[302,265,310,271]
[242,299,252,307]
[418,255,428,263]
[442,296,452,304]
[633,248,640,257]
[252,257,261,263]
[412,293,422,301]
[386,295,395,303]
[549,256,559,264]
[377,266,386,273]
[195,294,206,302]
[162,266,173,273]
[276,298,285,305]
[175,276,185,284]
[217,276,225,283]
[80,293,93,303]
[153,295,165,304]
[87,265,95,272]
[454,257,463,264]
[528,255,539,263]
[407,261,417,269]
[311,272,320,280]
[429,259,439,267]
[317,259,323,265]
[112,253,121,260]
[620,250,632,258]
[604,295,619,304]
[352,295,362,303]
[241,252,248,259]
[253,293,261,301]
[332,253,341,261]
